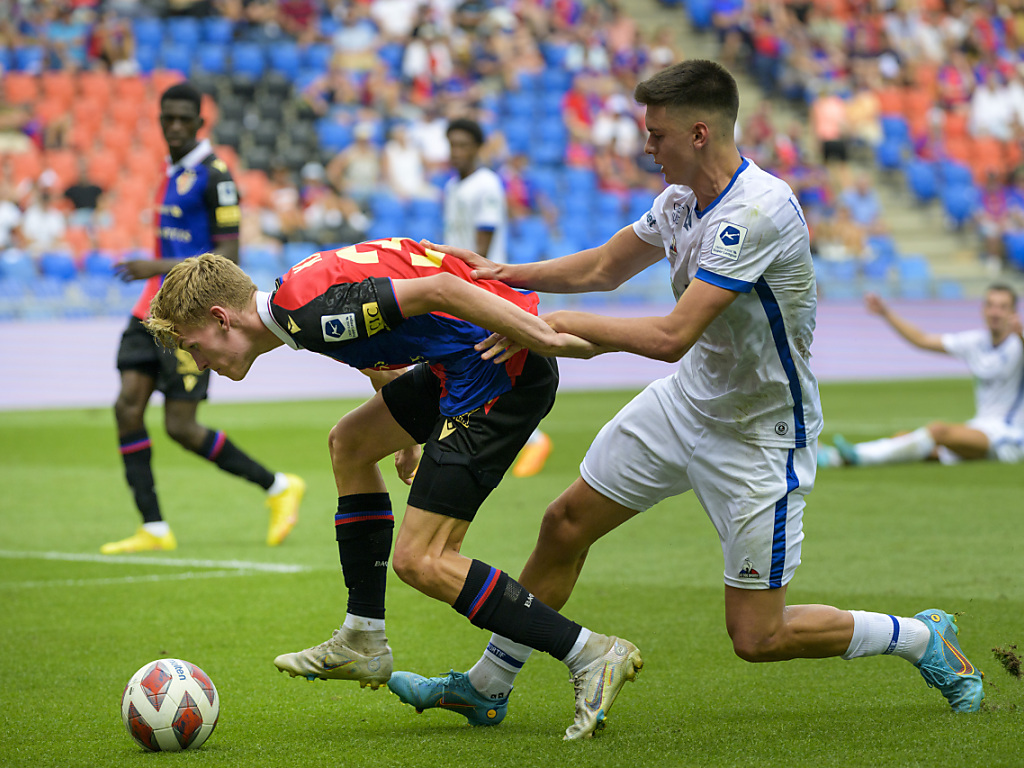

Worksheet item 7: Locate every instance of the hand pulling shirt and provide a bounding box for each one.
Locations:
[257,237,539,416]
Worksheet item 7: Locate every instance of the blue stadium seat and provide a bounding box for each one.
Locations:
[874,138,904,171]
[80,275,115,303]
[408,198,442,221]
[39,251,78,282]
[0,48,12,71]
[241,246,282,274]
[524,167,560,203]
[905,159,937,204]
[503,118,533,155]
[1003,231,1024,271]
[283,241,318,268]
[540,67,572,93]
[0,249,37,281]
[166,17,201,47]
[940,184,980,228]
[82,251,116,278]
[513,216,550,260]
[316,119,353,153]
[302,43,333,72]
[562,167,598,197]
[13,45,44,72]
[369,190,407,221]
[196,44,228,75]
[135,45,159,74]
[937,160,973,187]
[502,91,537,120]
[880,115,911,147]
[133,18,163,49]
[896,254,932,299]
[230,42,265,79]
[160,43,192,75]
[377,42,404,76]
[202,16,235,44]
[687,0,715,31]
[540,42,570,69]
[935,279,965,300]
[268,41,301,80]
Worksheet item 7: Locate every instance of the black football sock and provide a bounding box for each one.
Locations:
[335,493,394,620]
[119,428,162,523]
[195,429,275,490]
[453,559,582,660]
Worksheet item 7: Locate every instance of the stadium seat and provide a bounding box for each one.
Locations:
[302,42,333,71]
[166,17,201,47]
[940,184,980,229]
[880,115,911,147]
[231,42,265,79]
[896,254,932,299]
[133,18,163,48]
[936,160,973,187]
[283,241,318,268]
[316,120,353,153]
[268,41,302,81]
[3,71,38,104]
[134,44,159,74]
[687,0,715,31]
[241,246,282,274]
[874,138,904,171]
[202,16,235,44]
[13,45,45,72]
[904,159,937,204]
[159,43,192,76]
[1003,231,1024,271]
[0,249,37,281]
[39,251,78,282]
[196,44,228,75]
[82,251,116,278]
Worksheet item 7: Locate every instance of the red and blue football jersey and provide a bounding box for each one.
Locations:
[264,237,540,416]
[132,139,240,319]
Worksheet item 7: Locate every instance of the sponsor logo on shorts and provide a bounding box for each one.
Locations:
[321,313,358,342]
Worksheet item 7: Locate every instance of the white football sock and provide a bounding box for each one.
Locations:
[467,635,533,700]
[842,610,931,662]
[266,472,289,496]
[142,521,170,537]
[343,613,385,632]
[855,428,936,466]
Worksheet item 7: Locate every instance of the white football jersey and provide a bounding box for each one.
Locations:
[632,158,823,448]
[443,166,508,264]
[941,329,1024,429]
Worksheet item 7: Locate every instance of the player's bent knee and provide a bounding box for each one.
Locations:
[328,420,375,467]
[114,396,145,429]
[390,544,443,595]
[537,503,589,553]
[729,630,782,663]
[926,421,953,441]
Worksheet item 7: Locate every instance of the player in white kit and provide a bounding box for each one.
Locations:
[387,60,984,734]
[443,117,552,478]
[820,286,1024,467]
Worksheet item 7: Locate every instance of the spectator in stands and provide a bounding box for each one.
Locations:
[810,82,849,165]
[975,171,1014,274]
[839,172,886,235]
[326,121,382,209]
[844,73,883,161]
[969,69,1014,140]
[0,185,22,251]
[88,11,139,76]
[63,158,105,228]
[298,62,361,120]
[381,122,436,202]
[299,161,368,245]
[812,204,869,264]
[278,0,319,45]
[591,92,642,159]
[260,164,305,244]
[19,187,67,256]
[44,4,91,70]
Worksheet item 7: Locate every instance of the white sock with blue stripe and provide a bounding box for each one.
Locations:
[467,634,533,701]
[842,610,931,663]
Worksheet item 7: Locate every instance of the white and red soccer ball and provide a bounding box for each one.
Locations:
[120,658,219,752]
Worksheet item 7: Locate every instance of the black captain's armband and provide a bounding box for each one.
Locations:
[277,276,405,354]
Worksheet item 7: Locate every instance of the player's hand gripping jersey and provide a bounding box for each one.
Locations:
[257,238,539,416]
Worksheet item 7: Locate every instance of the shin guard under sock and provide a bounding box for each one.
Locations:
[335,493,394,620]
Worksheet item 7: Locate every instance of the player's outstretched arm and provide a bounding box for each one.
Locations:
[391,273,604,359]
[864,292,946,353]
[425,227,664,295]
[538,278,740,363]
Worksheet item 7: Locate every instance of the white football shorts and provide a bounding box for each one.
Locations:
[580,375,817,589]
[935,417,1024,464]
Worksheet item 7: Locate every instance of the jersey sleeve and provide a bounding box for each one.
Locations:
[940,330,977,360]
[202,159,241,240]
[694,211,780,294]
[272,275,405,355]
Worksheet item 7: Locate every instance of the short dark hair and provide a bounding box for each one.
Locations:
[446,118,485,146]
[987,283,1019,307]
[634,60,739,125]
[160,82,202,113]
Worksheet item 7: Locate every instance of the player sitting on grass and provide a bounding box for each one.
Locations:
[144,239,642,740]
[819,286,1023,468]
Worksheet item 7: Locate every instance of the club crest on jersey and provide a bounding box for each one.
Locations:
[711,221,748,260]
[738,558,760,579]
[321,313,358,342]
[175,170,197,196]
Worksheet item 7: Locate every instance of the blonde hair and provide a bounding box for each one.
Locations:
[145,253,256,349]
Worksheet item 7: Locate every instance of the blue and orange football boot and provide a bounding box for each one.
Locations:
[914,609,984,712]
[388,670,508,726]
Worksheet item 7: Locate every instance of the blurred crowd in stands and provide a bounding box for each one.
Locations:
[0,0,1019,321]
[706,0,1024,274]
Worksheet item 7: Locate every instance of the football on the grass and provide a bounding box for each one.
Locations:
[120,658,219,751]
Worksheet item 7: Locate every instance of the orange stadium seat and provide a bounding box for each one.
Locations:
[35,97,70,127]
[67,121,100,152]
[1005,140,1022,169]
[40,70,75,105]
[902,88,934,120]
[87,148,122,189]
[110,99,143,133]
[71,99,105,134]
[77,70,113,105]
[943,135,971,164]
[238,168,270,209]
[113,75,148,104]
[64,226,93,259]
[944,109,969,140]
[969,137,1006,183]
[101,125,137,163]
[8,149,43,186]
[96,224,137,255]
[875,86,905,116]
[150,69,185,97]
[45,148,79,191]
[4,72,39,104]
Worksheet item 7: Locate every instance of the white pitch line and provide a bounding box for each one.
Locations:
[0,550,311,573]
[3,569,258,589]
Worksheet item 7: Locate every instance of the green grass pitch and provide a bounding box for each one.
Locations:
[1,379,1021,767]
